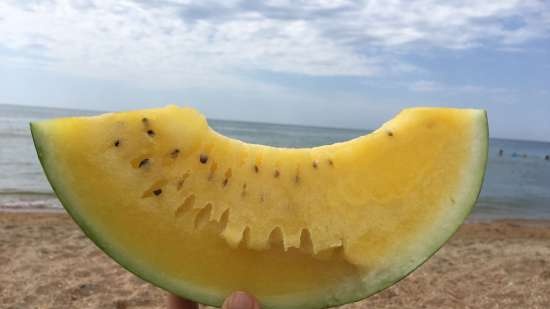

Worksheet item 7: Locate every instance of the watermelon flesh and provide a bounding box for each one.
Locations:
[31,106,488,309]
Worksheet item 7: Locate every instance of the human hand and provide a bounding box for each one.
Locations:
[167,291,260,309]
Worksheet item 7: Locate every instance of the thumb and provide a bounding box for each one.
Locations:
[222,291,260,309]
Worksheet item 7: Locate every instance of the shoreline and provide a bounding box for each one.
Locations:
[2,211,550,308]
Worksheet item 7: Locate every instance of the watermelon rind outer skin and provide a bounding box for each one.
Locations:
[29,110,488,309]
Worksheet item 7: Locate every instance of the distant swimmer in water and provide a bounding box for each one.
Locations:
[498,149,503,156]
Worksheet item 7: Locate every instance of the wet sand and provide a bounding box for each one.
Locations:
[1,211,550,309]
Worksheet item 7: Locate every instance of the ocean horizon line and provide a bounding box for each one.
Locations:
[3,103,549,145]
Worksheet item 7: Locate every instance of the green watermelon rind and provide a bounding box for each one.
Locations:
[30,110,488,309]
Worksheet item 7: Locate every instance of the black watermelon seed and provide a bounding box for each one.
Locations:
[199,154,208,164]
[138,158,150,168]
[153,189,162,196]
[114,140,120,147]
[147,129,155,137]
[170,149,180,158]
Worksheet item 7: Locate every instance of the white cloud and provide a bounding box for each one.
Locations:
[0,0,548,89]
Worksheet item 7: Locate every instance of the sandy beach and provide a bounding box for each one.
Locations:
[2,211,550,309]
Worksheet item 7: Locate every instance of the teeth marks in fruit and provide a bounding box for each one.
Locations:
[224,168,232,179]
[239,227,251,248]
[142,179,167,198]
[176,172,190,190]
[138,158,150,168]
[170,149,180,158]
[114,140,121,147]
[273,170,280,178]
[299,228,314,253]
[175,194,195,218]
[222,169,232,187]
[268,227,284,249]
[195,203,213,229]
[208,162,218,180]
[199,154,208,164]
[219,209,229,229]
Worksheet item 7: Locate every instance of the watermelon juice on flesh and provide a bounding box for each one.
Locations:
[31,106,488,309]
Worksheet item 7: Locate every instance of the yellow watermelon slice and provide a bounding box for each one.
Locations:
[31,106,488,309]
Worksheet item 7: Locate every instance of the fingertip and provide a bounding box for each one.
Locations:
[167,293,198,309]
[222,291,260,309]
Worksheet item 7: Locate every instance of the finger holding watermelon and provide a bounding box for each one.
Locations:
[168,291,260,309]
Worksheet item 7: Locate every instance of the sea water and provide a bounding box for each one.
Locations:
[1,104,549,220]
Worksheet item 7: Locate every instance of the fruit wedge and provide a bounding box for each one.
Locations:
[31,106,488,309]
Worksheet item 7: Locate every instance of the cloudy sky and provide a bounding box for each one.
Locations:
[1,0,549,141]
